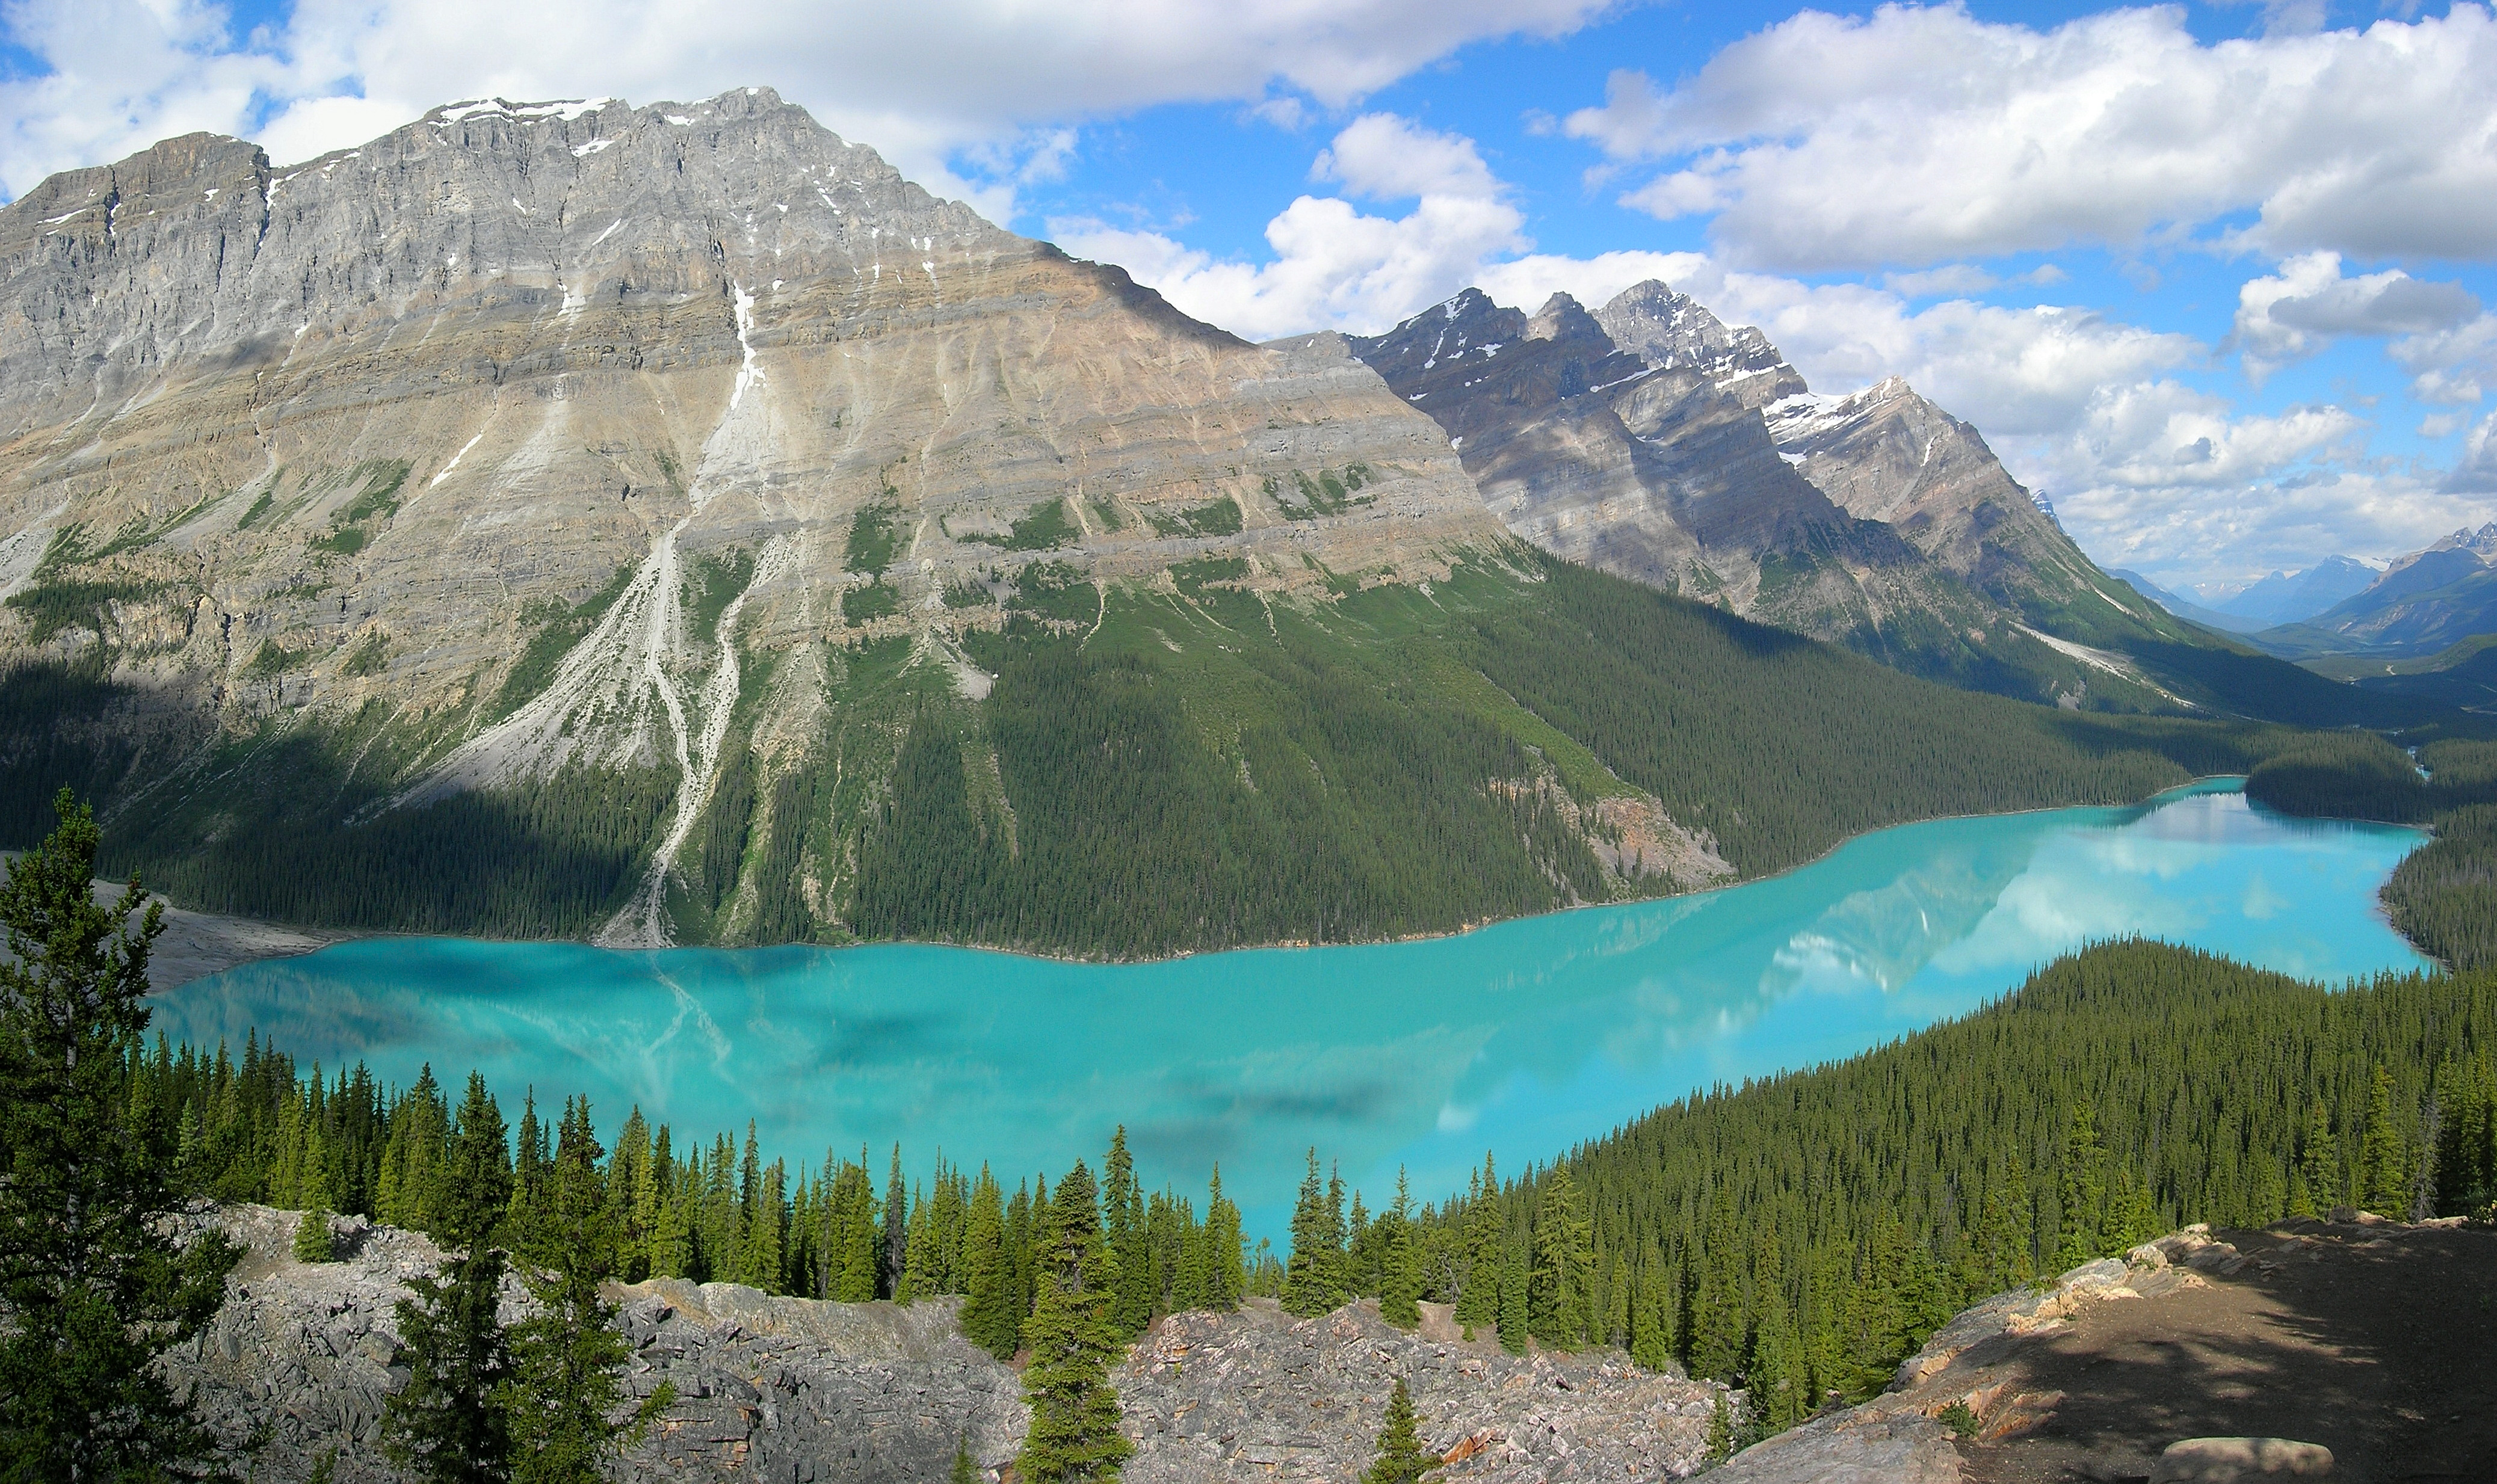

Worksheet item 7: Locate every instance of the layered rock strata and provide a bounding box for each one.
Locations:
[1345,282,2166,697]
[0,90,1506,944]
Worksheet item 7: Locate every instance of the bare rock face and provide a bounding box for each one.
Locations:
[165,1208,1717,1484]
[0,89,1505,945]
[1343,286,1991,651]
[1762,377,2108,617]
[1347,280,2176,703]
[1122,1299,1721,1482]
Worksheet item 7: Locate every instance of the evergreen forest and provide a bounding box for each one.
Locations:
[5,547,2431,958]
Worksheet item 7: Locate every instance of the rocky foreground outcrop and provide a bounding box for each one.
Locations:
[183,1205,2488,1482]
[168,1206,1728,1482]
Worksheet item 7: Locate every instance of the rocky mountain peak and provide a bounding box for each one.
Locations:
[0,87,1507,948]
[1591,279,1805,407]
[1524,292,1608,346]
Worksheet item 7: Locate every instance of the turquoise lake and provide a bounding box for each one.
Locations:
[161,780,2431,1239]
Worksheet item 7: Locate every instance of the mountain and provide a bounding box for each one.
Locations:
[2208,556,2381,627]
[1344,283,2412,727]
[2108,568,2266,635]
[0,93,2398,952]
[2259,524,2497,659]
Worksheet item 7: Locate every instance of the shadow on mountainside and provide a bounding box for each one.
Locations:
[1952,1218,2497,1484]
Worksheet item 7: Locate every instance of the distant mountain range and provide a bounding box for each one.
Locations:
[2255,524,2497,659]
[0,90,2449,950]
[2107,570,2266,635]
[1342,283,2383,721]
[2207,556,2382,627]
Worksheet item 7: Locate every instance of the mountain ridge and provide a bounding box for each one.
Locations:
[1340,280,2408,728]
[0,90,2423,953]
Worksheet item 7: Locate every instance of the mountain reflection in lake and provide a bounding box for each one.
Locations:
[162,781,2428,1237]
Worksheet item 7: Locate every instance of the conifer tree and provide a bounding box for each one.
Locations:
[1324,1163,1350,1304]
[504,1099,672,1483]
[952,1436,978,1484]
[1628,1261,1674,1372]
[1528,1166,1591,1348]
[1379,1170,1421,1329]
[960,1167,1019,1358]
[1203,1165,1245,1311]
[295,1207,338,1263]
[883,1144,909,1299]
[2054,1101,2106,1270]
[1360,1379,1442,1484]
[1496,1243,1528,1355]
[2361,1065,2412,1217]
[1282,1150,1341,1317]
[0,790,238,1482]
[384,1071,513,1484]
[1016,1162,1131,1484]
[1103,1128,1152,1335]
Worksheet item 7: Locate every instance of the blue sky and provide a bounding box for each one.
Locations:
[6,0,2494,590]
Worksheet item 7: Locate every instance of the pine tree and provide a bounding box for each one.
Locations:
[952,1436,979,1484]
[1379,1170,1421,1329]
[504,1099,672,1483]
[384,1072,513,1484]
[1496,1243,1528,1355]
[883,1144,910,1299]
[0,790,239,1482]
[960,1167,1019,1358]
[2054,1101,2107,1270]
[295,1207,338,1263]
[1528,1166,1592,1348]
[1203,1165,1245,1311]
[1016,1163,1131,1484]
[2361,1065,2412,1217]
[1360,1378,1442,1484]
[1103,1128,1151,1335]
[1282,1150,1342,1317]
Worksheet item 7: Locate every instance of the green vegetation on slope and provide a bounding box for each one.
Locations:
[2241,733,2497,971]
[0,546,2407,952]
[1403,940,2497,1425]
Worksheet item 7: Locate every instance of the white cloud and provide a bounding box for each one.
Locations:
[2451,413,2497,494]
[0,0,1615,205]
[1052,112,1542,340]
[1567,3,2497,270]
[2392,313,2497,407]
[2233,253,2482,381]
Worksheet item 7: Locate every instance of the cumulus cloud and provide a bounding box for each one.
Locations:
[1566,2,2497,270]
[0,0,1614,205]
[2451,413,2497,494]
[2233,253,2482,381]
[2393,313,2497,407]
[1054,113,1549,340]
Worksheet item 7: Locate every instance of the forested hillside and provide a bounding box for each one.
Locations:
[11,548,2365,958]
[2242,732,2497,970]
[141,944,2497,1442]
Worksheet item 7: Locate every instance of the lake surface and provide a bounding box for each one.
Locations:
[162,781,2430,1239]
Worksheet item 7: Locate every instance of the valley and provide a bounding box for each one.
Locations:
[1,78,2494,1484]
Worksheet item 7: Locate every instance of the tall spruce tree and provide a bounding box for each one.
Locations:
[2360,1065,2412,1217]
[0,789,238,1482]
[1359,1379,1442,1484]
[883,1144,909,1299]
[1203,1165,1245,1311]
[1016,1162,1130,1484]
[1282,1150,1343,1317]
[504,1099,671,1483]
[384,1073,514,1484]
[2053,1101,2107,1270]
[1378,1170,1421,1330]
